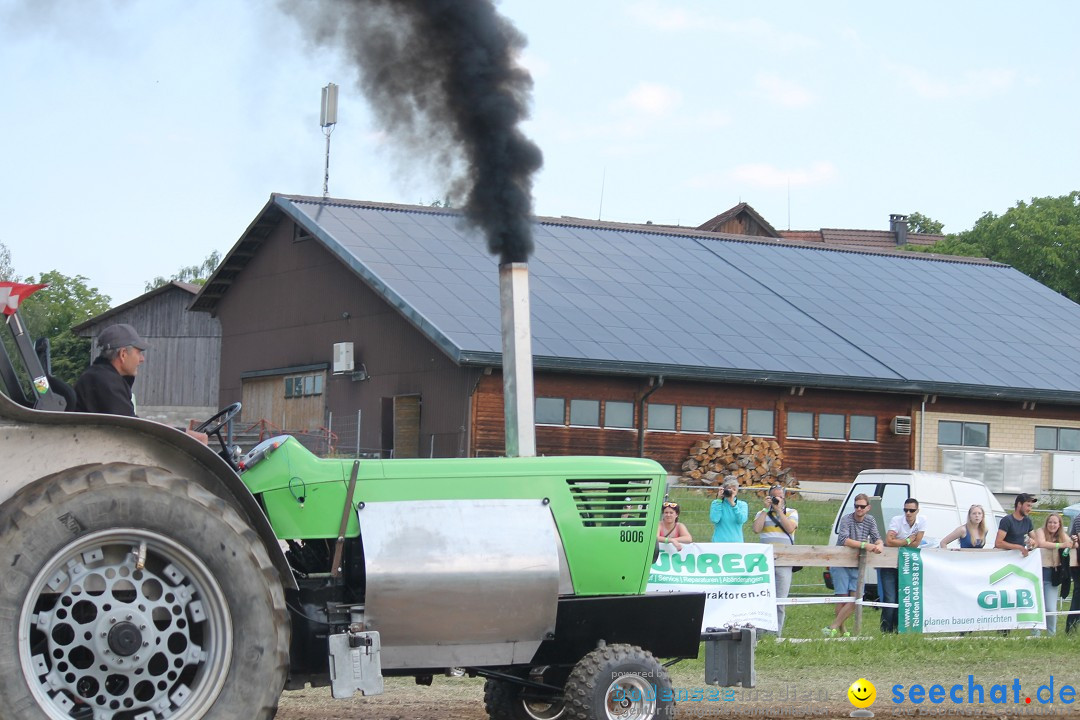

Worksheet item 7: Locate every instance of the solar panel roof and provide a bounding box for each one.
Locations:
[254,196,1080,402]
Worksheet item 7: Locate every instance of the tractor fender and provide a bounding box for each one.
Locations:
[0,392,296,590]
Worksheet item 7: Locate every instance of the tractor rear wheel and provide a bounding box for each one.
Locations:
[0,463,289,720]
[562,644,673,720]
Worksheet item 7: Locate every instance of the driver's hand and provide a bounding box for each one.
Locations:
[185,428,210,445]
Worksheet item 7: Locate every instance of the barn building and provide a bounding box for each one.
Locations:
[191,194,1080,495]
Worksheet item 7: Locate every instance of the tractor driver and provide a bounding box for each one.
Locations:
[74,323,208,443]
[74,323,147,416]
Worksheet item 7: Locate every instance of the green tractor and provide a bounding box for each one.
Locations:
[0,310,705,720]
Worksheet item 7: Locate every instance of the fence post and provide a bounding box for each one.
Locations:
[356,409,362,457]
[854,548,868,634]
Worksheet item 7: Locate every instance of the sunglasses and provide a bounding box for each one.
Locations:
[662,502,679,509]
[854,504,868,510]
[904,508,918,513]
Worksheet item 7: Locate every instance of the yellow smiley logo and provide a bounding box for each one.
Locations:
[848,678,876,709]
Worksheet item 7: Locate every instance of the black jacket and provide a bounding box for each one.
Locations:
[74,357,136,416]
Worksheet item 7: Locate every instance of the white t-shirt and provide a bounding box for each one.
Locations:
[888,513,927,543]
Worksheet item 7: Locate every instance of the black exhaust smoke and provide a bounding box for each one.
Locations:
[285,0,543,263]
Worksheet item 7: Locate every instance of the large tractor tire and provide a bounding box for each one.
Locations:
[484,677,566,720]
[0,463,290,720]
[562,644,673,720]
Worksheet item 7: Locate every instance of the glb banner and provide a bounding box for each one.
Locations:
[899,547,1045,633]
[647,542,777,632]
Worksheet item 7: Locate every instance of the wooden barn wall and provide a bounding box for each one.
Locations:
[710,214,774,238]
[472,373,913,481]
[85,288,220,407]
[213,218,476,456]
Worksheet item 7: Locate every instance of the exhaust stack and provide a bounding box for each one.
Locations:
[499,262,536,457]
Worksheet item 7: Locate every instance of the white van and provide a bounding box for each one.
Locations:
[826,469,1007,593]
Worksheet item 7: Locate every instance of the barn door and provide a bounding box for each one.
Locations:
[381,394,421,458]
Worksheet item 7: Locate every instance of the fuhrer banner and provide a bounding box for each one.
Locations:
[898,547,1045,633]
[646,542,777,632]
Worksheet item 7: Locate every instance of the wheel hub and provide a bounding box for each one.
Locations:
[20,532,229,719]
[107,620,143,657]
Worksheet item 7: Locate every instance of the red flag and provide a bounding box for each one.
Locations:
[0,282,48,315]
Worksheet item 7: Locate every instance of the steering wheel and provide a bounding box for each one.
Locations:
[194,402,242,457]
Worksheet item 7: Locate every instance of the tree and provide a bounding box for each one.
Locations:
[19,271,112,385]
[906,212,945,235]
[0,240,15,281]
[145,250,222,292]
[913,192,1080,302]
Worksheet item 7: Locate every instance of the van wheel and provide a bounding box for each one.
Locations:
[0,463,289,720]
[563,644,672,720]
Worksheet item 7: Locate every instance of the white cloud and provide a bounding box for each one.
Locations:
[627,1,816,50]
[888,63,1018,100]
[626,1,695,30]
[687,109,733,129]
[727,162,838,189]
[620,82,682,116]
[755,72,814,108]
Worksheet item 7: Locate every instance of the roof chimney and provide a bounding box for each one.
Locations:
[890,213,909,246]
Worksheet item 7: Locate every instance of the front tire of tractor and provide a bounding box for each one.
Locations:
[0,463,290,720]
[563,644,673,720]
[484,678,566,720]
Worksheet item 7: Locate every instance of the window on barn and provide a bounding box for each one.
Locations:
[850,415,876,442]
[284,373,323,398]
[681,405,709,432]
[746,409,774,436]
[787,412,813,439]
[938,420,989,447]
[647,403,676,431]
[819,413,845,440]
[535,397,565,425]
[569,399,600,426]
[605,401,634,428]
[1035,426,1080,451]
[714,407,742,434]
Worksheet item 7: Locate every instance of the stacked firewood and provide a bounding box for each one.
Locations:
[679,434,798,489]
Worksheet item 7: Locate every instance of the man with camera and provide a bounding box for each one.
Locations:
[752,485,799,637]
[710,478,748,543]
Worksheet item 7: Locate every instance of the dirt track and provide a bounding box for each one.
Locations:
[275,677,1080,720]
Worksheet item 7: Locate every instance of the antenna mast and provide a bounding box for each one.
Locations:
[320,83,339,198]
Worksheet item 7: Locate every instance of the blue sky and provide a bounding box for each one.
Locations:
[1,0,1077,304]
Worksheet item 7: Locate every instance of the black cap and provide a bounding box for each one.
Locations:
[98,323,150,351]
[1015,492,1038,505]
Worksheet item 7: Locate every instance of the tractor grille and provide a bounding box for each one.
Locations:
[566,478,653,527]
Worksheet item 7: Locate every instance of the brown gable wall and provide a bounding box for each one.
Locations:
[214,218,476,455]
